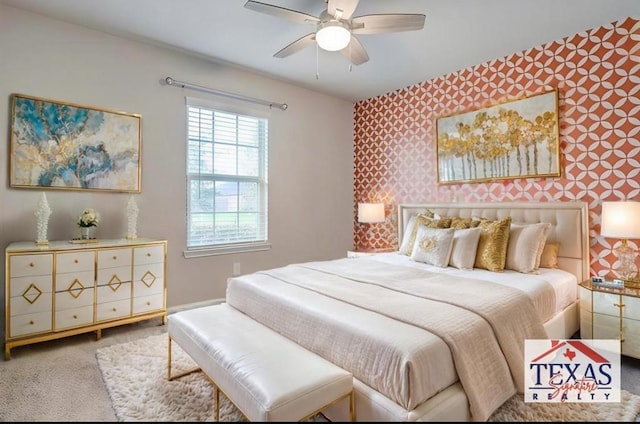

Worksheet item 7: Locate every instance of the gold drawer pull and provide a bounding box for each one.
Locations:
[113,255,117,260]
[73,315,78,319]
[146,301,151,306]
[112,307,117,312]
[147,253,151,257]
[74,259,79,264]
[29,320,34,325]
[29,262,34,267]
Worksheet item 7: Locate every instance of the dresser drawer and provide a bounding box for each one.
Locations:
[133,244,165,266]
[9,311,52,338]
[133,293,164,315]
[133,276,164,297]
[55,305,94,331]
[593,312,620,339]
[55,287,94,310]
[97,266,132,286]
[55,270,94,293]
[97,281,131,304]
[10,290,53,316]
[56,251,95,273]
[96,299,131,322]
[592,291,620,317]
[9,253,53,278]
[98,248,132,269]
[133,262,164,283]
[9,275,53,299]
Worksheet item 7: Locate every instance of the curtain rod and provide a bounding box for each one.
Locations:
[163,76,288,111]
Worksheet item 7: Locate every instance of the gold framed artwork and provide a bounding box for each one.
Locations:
[436,89,560,184]
[10,93,142,193]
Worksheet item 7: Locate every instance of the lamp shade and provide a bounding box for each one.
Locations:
[601,201,640,239]
[316,21,351,51]
[358,203,385,223]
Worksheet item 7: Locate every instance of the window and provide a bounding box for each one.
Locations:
[185,98,269,256]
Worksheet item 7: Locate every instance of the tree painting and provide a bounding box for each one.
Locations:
[436,89,560,184]
[10,94,141,192]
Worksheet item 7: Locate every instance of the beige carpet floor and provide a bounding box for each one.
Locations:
[96,333,640,422]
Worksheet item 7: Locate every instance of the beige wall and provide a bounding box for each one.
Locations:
[0,5,354,335]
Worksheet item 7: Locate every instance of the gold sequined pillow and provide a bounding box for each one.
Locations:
[401,215,452,256]
[410,226,456,267]
[474,216,512,272]
[539,242,560,269]
[449,216,482,230]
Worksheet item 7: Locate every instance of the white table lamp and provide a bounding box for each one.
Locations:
[357,203,385,250]
[601,201,640,283]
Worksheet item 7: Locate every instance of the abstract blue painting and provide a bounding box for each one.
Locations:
[10,94,141,192]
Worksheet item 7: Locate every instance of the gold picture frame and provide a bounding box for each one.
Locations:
[436,88,560,184]
[10,93,142,193]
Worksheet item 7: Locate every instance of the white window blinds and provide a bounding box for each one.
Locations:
[186,99,268,249]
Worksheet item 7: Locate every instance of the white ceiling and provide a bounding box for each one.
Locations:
[3,0,640,102]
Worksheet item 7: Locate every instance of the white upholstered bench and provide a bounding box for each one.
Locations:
[166,303,355,421]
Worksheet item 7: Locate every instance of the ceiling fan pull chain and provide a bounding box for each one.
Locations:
[316,42,320,80]
[348,40,352,72]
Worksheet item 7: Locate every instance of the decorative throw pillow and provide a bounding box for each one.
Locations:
[411,226,455,267]
[401,215,452,256]
[449,227,482,270]
[539,242,560,268]
[474,216,512,272]
[505,223,551,274]
[449,216,482,230]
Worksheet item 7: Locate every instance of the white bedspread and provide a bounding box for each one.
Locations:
[226,257,553,421]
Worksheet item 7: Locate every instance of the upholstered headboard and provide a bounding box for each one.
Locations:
[397,201,590,283]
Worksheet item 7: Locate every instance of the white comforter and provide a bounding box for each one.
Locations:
[226,257,559,421]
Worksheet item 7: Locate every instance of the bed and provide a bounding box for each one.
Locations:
[225,201,589,421]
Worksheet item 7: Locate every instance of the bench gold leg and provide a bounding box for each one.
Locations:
[349,390,355,421]
[214,383,220,421]
[167,335,201,381]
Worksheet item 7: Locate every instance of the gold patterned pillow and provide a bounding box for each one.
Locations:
[474,216,512,272]
[400,214,452,256]
[410,226,456,267]
[539,242,560,268]
[449,216,482,230]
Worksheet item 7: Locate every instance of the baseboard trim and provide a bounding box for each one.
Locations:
[167,298,225,315]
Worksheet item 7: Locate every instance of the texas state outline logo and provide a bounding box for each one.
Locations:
[524,339,621,402]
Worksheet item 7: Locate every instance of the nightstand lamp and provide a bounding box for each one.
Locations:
[601,200,640,286]
[357,202,385,249]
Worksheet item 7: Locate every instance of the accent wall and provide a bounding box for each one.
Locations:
[353,16,640,279]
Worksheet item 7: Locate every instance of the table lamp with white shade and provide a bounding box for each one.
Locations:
[600,200,640,285]
[358,202,385,250]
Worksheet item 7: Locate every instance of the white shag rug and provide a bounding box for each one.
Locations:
[96,333,640,422]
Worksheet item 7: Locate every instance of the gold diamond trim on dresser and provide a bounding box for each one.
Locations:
[67,279,85,299]
[141,271,157,288]
[108,274,123,292]
[22,283,43,304]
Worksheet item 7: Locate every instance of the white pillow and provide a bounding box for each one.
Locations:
[449,227,482,270]
[399,216,417,255]
[410,226,455,268]
[505,223,551,274]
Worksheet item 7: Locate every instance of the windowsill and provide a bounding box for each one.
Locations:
[183,241,272,258]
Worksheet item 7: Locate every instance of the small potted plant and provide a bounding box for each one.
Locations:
[78,208,99,239]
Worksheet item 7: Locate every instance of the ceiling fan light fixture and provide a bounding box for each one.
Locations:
[316,21,351,51]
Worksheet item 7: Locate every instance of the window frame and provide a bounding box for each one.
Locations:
[183,97,271,258]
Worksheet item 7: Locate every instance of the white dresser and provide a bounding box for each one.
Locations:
[5,238,167,359]
[579,280,640,359]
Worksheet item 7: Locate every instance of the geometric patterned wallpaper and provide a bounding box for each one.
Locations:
[353,16,640,279]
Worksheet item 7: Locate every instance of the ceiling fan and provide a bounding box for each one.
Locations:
[244,0,426,66]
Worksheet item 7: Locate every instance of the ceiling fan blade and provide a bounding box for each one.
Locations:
[351,13,426,34]
[327,0,360,20]
[274,33,316,58]
[340,36,369,65]
[244,0,319,24]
